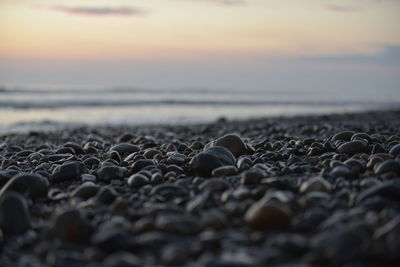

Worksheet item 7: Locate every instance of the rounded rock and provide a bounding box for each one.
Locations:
[337,140,367,155]
[0,173,48,199]
[245,201,291,231]
[127,174,149,188]
[189,146,236,177]
[0,192,31,235]
[53,209,92,243]
[211,134,248,157]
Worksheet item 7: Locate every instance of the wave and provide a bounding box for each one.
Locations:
[0,99,396,109]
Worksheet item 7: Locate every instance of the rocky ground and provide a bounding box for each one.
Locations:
[1,110,400,267]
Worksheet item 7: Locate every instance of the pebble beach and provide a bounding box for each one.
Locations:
[1,109,400,266]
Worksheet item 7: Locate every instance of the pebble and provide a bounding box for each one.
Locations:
[374,160,400,175]
[189,146,236,177]
[0,192,31,235]
[337,140,367,155]
[240,168,264,185]
[210,134,248,157]
[109,143,139,157]
[212,165,238,177]
[50,161,85,182]
[71,182,99,200]
[389,144,400,157]
[96,166,126,181]
[245,200,292,231]
[357,182,400,202]
[332,131,354,141]
[53,209,92,243]
[127,173,149,188]
[0,173,48,199]
[299,176,332,193]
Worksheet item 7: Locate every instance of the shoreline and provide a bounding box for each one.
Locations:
[0,108,400,266]
[1,107,400,135]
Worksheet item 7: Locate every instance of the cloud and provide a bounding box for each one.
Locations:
[324,4,362,13]
[186,0,245,6]
[40,6,145,17]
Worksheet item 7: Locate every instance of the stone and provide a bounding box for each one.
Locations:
[0,192,31,235]
[53,209,92,243]
[211,165,239,177]
[389,144,400,157]
[0,173,48,199]
[71,182,99,200]
[96,166,126,182]
[337,140,367,155]
[189,146,236,177]
[245,201,291,231]
[300,177,332,193]
[332,131,354,142]
[211,134,248,157]
[50,161,85,182]
[131,159,155,173]
[357,182,400,202]
[109,143,139,157]
[240,168,264,185]
[127,173,149,188]
[374,160,400,175]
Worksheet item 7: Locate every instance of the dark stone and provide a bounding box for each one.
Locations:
[189,146,236,177]
[0,173,48,199]
[50,161,85,182]
[53,209,92,243]
[332,131,354,142]
[131,159,155,173]
[127,174,149,188]
[71,182,99,200]
[212,165,238,177]
[337,140,367,155]
[374,160,400,175]
[109,143,139,157]
[358,182,400,202]
[210,134,248,157]
[0,192,31,235]
[389,144,400,157]
[245,201,292,231]
[96,166,126,182]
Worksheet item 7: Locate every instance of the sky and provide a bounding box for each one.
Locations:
[0,0,399,91]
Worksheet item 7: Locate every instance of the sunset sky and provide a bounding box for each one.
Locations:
[1,0,399,90]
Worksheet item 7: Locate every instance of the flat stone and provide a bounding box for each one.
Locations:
[109,143,139,157]
[211,165,238,177]
[71,182,99,200]
[337,140,367,155]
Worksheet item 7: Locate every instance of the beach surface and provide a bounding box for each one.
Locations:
[1,109,400,266]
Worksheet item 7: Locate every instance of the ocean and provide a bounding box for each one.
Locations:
[0,85,399,133]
